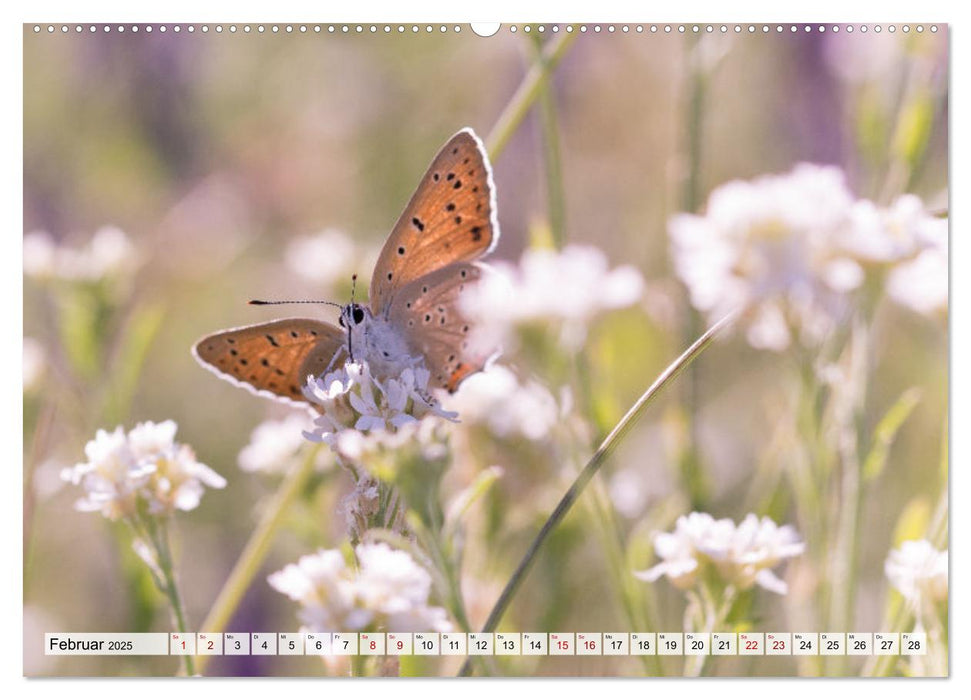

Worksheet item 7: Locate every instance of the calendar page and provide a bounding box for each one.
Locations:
[22,16,949,680]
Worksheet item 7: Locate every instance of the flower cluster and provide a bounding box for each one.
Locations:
[268,542,452,634]
[449,364,561,442]
[669,164,947,350]
[635,512,805,595]
[302,360,457,451]
[885,539,948,606]
[24,226,139,283]
[886,210,948,318]
[61,420,225,520]
[238,413,329,474]
[461,244,645,351]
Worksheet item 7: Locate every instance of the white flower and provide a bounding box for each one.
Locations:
[328,419,449,468]
[818,195,946,298]
[24,227,138,282]
[700,514,806,594]
[354,543,451,633]
[238,413,323,474]
[461,244,644,351]
[636,512,713,589]
[268,543,452,633]
[127,419,180,460]
[285,229,372,287]
[23,337,47,392]
[839,195,937,265]
[269,549,358,631]
[886,211,948,317]
[885,539,948,606]
[670,165,946,350]
[61,421,224,520]
[76,226,138,280]
[634,512,805,595]
[61,427,153,520]
[888,248,948,317]
[23,231,57,277]
[448,364,559,441]
[670,164,855,351]
[303,361,457,448]
[130,421,227,515]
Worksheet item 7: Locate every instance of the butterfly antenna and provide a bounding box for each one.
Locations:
[248,299,343,309]
[347,274,358,362]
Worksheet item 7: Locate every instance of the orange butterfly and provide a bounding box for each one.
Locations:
[193,129,499,407]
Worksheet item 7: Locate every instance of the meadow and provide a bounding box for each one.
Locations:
[23,24,948,677]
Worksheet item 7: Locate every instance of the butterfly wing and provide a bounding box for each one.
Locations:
[192,318,347,407]
[387,262,491,393]
[369,128,499,314]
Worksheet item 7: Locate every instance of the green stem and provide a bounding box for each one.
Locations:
[679,32,709,509]
[194,446,321,674]
[683,584,735,677]
[584,481,661,675]
[159,522,195,676]
[486,30,578,161]
[527,33,567,248]
[457,313,735,676]
[142,516,194,677]
[681,33,706,215]
[350,652,368,677]
[863,463,948,677]
[877,55,940,203]
[826,321,869,674]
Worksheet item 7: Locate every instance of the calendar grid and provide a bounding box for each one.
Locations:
[44,631,928,657]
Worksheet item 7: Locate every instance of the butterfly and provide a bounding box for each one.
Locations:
[192,128,499,408]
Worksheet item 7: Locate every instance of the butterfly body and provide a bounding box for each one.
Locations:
[194,128,499,407]
[340,303,421,379]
